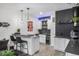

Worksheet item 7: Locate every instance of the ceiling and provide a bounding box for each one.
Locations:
[0,3,76,17]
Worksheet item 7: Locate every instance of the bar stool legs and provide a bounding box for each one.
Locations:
[16,42,28,55]
[16,43,22,52]
[27,42,28,54]
[16,43,17,51]
[20,43,22,52]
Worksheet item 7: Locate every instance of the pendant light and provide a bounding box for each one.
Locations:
[27,8,30,20]
[26,8,33,32]
[20,10,24,21]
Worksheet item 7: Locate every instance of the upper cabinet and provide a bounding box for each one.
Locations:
[56,8,73,38]
[56,9,73,24]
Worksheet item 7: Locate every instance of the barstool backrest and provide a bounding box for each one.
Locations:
[16,37,22,43]
[10,36,16,41]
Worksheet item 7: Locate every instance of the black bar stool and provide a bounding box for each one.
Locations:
[16,37,28,53]
[10,36,17,50]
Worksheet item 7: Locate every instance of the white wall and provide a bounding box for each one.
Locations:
[0,4,21,40]
[0,6,41,40]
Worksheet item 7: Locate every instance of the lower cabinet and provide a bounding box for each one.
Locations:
[39,34,46,44]
[66,52,78,56]
[54,38,69,52]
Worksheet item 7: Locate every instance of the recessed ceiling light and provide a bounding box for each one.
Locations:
[40,12,43,15]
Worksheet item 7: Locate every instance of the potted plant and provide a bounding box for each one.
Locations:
[0,50,16,56]
[72,16,79,26]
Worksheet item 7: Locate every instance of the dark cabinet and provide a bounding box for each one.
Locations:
[39,20,50,45]
[39,29,50,45]
[42,21,48,29]
[56,8,73,38]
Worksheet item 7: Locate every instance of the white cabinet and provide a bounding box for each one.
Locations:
[39,34,46,44]
[50,37,54,46]
[54,38,69,52]
[32,37,39,54]
[54,38,65,52]
[66,52,78,56]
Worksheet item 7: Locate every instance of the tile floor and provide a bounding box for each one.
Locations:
[34,43,65,56]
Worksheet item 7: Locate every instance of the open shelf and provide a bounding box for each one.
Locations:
[57,22,73,24]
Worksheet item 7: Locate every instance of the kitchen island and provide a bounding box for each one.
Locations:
[13,34,40,55]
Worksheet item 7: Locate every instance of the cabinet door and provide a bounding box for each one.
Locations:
[54,38,65,52]
[39,35,46,43]
[66,52,78,56]
[34,37,39,51]
[54,38,70,52]
[32,37,39,54]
